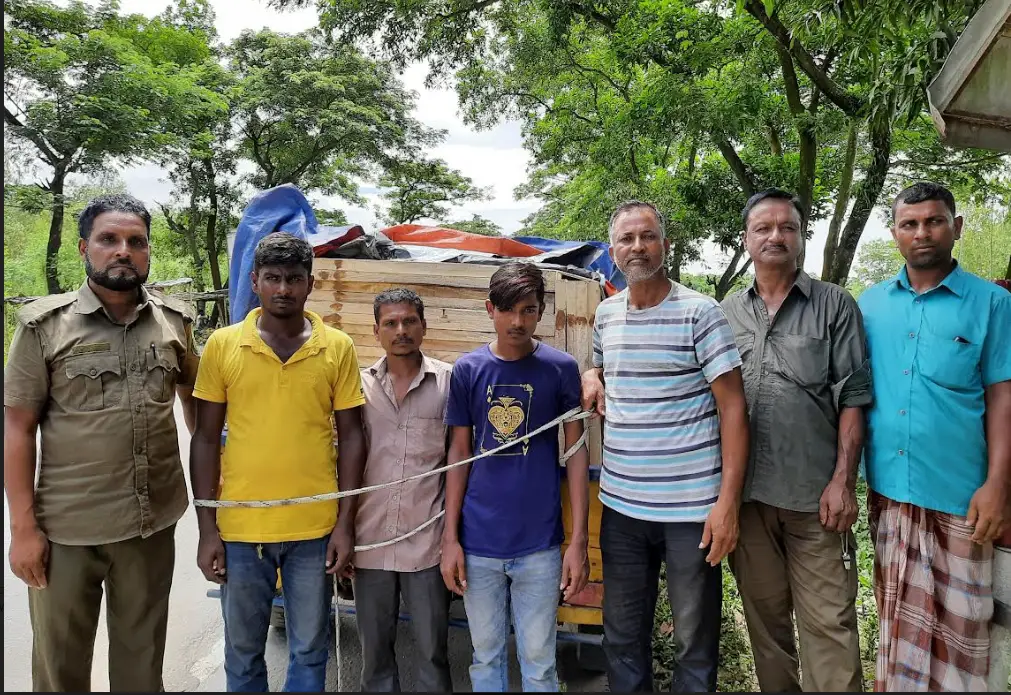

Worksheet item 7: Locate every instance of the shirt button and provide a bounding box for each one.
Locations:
[396,459,402,465]
[899,410,906,416]
[134,404,142,412]
[89,368,98,376]
[135,445,143,454]
[898,449,905,456]
[903,369,910,375]
[130,363,139,372]
[908,332,916,338]
[398,424,405,430]
[388,525,395,533]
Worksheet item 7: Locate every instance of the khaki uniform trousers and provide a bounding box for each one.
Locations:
[28,524,176,692]
[729,502,863,692]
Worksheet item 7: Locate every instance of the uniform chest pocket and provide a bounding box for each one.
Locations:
[918,333,982,391]
[774,334,830,387]
[146,348,181,402]
[65,354,123,411]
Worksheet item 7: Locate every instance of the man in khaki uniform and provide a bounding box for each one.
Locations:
[3,194,200,692]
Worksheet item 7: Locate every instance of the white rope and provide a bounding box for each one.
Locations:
[194,407,593,551]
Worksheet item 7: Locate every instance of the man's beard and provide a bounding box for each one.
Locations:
[619,256,665,283]
[85,255,148,291]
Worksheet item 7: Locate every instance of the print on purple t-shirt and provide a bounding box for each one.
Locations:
[444,341,582,559]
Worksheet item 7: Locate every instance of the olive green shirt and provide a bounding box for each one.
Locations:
[721,271,872,512]
[3,281,199,545]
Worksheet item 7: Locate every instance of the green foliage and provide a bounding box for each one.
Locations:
[379,157,489,224]
[227,28,432,201]
[847,238,904,297]
[444,215,503,236]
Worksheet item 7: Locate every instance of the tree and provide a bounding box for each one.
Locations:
[445,214,502,236]
[379,157,489,224]
[3,0,225,293]
[273,0,1005,290]
[846,238,903,297]
[227,28,434,203]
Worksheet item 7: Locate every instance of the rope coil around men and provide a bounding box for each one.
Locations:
[193,407,593,552]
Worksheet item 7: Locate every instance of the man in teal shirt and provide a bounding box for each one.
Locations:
[858,181,1011,692]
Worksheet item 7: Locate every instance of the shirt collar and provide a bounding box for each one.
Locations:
[74,280,152,317]
[747,268,812,298]
[239,307,324,355]
[368,353,439,379]
[892,260,964,297]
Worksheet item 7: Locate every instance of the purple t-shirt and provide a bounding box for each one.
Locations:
[444,341,581,559]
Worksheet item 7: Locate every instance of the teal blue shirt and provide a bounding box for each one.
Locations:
[858,262,1011,516]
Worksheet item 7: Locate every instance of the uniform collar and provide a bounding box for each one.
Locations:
[892,260,964,297]
[747,268,812,298]
[74,280,152,316]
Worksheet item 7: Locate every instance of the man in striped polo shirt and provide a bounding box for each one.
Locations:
[581,201,749,692]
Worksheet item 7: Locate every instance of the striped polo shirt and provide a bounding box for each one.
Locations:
[592,281,742,522]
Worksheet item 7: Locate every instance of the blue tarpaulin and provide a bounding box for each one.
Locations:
[228,185,317,324]
[513,236,625,290]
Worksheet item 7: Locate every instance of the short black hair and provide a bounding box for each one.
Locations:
[253,232,313,274]
[488,262,545,312]
[78,193,152,240]
[374,288,425,324]
[742,188,805,229]
[892,182,956,218]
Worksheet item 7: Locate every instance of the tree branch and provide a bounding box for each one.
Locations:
[500,91,597,125]
[743,0,862,116]
[438,0,499,20]
[717,139,757,198]
[777,43,804,116]
[4,104,60,165]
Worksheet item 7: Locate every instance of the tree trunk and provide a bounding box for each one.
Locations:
[715,244,752,300]
[203,160,227,322]
[826,119,892,285]
[45,165,68,295]
[823,120,859,281]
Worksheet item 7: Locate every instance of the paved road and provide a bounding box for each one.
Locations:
[4,403,607,691]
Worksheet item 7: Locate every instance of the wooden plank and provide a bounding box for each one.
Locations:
[306,291,556,317]
[556,604,603,626]
[306,303,559,338]
[312,258,559,291]
[353,344,467,365]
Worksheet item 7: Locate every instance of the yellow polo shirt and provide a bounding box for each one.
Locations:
[193,309,365,542]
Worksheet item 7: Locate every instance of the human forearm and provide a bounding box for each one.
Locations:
[564,421,590,544]
[190,429,222,535]
[985,382,1011,486]
[3,410,40,533]
[444,445,471,550]
[335,414,366,534]
[177,386,197,436]
[833,407,864,488]
[712,370,749,505]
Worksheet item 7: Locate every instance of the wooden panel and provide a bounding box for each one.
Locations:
[556,604,603,626]
[304,300,558,337]
[312,258,557,291]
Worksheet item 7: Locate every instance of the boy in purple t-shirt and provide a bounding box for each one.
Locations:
[441,262,590,692]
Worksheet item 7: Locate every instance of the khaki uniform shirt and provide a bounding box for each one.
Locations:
[721,271,872,512]
[3,281,199,545]
[354,355,451,572]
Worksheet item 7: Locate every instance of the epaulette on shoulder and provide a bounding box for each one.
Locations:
[15,292,79,327]
[148,290,196,323]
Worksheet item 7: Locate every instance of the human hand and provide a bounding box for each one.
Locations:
[580,370,605,417]
[700,498,739,566]
[9,525,49,589]
[197,530,227,584]
[440,540,467,596]
[967,478,1010,544]
[819,477,858,533]
[560,542,589,603]
[326,525,355,576]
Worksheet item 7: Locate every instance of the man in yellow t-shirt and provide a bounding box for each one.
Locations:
[189,232,366,692]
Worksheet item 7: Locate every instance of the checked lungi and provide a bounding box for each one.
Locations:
[869,492,993,692]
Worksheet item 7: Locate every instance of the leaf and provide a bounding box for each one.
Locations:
[763,0,776,16]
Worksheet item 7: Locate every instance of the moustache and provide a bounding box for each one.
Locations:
[763,245,788,252]
[393,338,415,345]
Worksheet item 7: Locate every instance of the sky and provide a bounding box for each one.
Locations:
[75,0,893,277]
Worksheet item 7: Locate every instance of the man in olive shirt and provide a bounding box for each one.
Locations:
[3,194,199,692]
[721,189,871,692]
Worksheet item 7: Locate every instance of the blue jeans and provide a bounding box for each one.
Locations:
[600,507,722,692]
[462,547,562,692]
[221,535,332,692]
